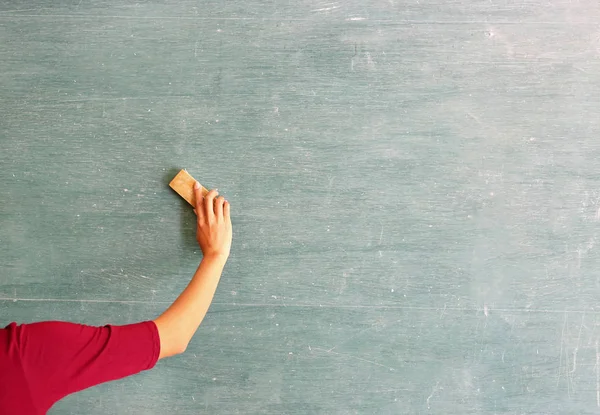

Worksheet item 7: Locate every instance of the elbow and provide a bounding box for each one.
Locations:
[175,341,188,355]
[154,319,190,359]
[161,340,187,359]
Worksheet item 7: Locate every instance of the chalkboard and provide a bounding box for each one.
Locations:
[2,0,600,413]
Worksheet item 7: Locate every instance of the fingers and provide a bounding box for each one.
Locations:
[224,199,230,221]
[204,189,219,221]
[196,183,229,222]
[215,196,225,219]
[193,182,205,221]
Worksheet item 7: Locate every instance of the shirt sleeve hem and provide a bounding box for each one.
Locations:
[146,320,161,370]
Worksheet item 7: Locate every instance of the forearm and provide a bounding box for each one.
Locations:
[153,254,227,358]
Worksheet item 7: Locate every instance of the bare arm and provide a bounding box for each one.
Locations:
[153,182,232,359]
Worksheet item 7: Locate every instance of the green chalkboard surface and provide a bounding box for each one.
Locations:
[2,0,600,413]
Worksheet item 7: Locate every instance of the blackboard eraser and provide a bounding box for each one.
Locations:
[169,169,208,207]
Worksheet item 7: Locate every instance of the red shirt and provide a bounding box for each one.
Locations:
[0,320,160,414]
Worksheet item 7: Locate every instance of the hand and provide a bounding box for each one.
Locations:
[193,182,232,260]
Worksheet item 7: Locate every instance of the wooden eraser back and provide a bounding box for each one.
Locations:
[169,169,208,207]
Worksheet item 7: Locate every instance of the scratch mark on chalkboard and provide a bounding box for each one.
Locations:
[1,296,118,307]
[327,175,335,189]
[426,381,440,409]
[439,303,447,319]
[327,325,375,352]
[370,388,410,393]
[596,340,599,407]
[3,298,600,316]
[0,8,39,12]
[571,313,584,373]
[311,4,340,12]
[378,225,383,245]
[365,52,376,70]
[465,111,483,126]
[567,351,572,398]
[312,347,395,371]
[350,43,358,71]
[325,176,335,207]
[557,311,567,386]
[1,14,582,24]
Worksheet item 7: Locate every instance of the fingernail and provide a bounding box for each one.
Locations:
[194,182,200,189]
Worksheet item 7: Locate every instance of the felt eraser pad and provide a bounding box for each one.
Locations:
[169,169,208,207]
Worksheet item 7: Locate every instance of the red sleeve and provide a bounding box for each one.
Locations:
[15,320,160,412]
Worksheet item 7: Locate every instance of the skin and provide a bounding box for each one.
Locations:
[153,182,232,359]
